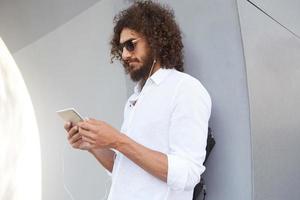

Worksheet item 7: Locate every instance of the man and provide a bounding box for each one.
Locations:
[64,1,211,199]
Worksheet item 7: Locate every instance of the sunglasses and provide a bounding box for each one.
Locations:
[119,38,141,52]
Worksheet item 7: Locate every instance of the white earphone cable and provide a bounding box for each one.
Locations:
[147,59,156,80]
[62,142,75,200]
[62,141,111,200]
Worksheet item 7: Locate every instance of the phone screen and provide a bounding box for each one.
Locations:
[56,108,83,124]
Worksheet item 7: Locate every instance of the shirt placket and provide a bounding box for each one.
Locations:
[126,80,153,134]
[110,80,153,199]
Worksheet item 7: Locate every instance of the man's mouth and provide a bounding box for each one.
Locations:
[129,61,138,66]
[124,59,140,73]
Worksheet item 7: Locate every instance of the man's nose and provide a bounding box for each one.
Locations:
[122,48,132,61]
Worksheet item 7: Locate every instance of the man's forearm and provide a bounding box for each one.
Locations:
[88,148,115,172]
[113,133,168,182]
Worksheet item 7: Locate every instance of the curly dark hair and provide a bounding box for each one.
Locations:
[110,0,184,72]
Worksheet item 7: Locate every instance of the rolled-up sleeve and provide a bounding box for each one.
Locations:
[167,77,212,191]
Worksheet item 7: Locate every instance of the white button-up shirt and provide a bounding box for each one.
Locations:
[107,68,212,200]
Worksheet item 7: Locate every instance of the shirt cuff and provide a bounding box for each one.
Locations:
[167,154,190,191]
[167,154,204,191]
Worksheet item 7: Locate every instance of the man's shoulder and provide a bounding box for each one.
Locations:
[169,70,211,104]
[170,70,208,91]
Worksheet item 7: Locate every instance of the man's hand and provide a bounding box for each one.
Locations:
[77,119,168,182]
[64,122,91,150]
[77,119,121,149]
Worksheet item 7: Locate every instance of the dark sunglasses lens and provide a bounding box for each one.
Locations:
[125,40,135,52]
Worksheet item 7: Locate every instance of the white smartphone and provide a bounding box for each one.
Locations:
[56,108,84,124]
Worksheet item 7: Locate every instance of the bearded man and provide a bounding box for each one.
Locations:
[64,1,212,199]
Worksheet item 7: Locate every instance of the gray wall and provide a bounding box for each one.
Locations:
[2,0,253,199]
[237,0,300,199]
[0,0,101,53]
[1,0,299,200]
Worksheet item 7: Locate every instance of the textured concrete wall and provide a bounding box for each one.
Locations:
[238,0,300,199]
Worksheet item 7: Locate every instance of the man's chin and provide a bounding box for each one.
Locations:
[129,71,142,82]
[124,61,150,82]
[127,63,141,73]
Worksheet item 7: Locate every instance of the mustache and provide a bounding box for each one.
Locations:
[123,58,139,69]
[124,58,139,64]
[122,58,139,74]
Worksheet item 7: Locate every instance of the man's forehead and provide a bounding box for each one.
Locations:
[119,28,141,43]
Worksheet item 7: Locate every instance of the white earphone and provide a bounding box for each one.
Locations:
[147,59,157,80]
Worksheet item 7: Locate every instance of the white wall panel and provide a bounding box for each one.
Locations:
[13,1,127,199]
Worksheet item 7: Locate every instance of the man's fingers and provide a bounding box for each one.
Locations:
[64,122,72,131]
[85,118,103,126]
[79,141,93,150]
[82,136,96,144]
[72,138,83,149]
[78,127,96,140]
[71,139,92,150]
[68,126,79,139]
[77,121,97,132]
[69,132,82,144]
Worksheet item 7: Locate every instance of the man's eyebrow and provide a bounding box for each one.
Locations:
[119,37,136,44]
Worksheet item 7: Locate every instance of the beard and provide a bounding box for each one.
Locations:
[123,52,155,82]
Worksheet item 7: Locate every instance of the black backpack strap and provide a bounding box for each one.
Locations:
[204,127,215,164]
[192,127,215,200]
[193,177,204,199]
[202,181,207,200]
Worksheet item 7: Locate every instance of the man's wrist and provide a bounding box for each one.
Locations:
[113,132,128,151]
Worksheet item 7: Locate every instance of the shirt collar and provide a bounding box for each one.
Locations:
[133,67,174,95]
[149,67,173,85]
[129,68,174,105]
